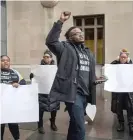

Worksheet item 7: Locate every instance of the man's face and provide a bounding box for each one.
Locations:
[1,56,10,69]
[69,28,84,43]
[119,53,128,64]
[43,54,52,64]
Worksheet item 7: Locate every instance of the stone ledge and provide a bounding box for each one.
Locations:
[41,0,59,8]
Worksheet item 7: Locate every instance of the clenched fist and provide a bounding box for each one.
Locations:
[60,11,71,23]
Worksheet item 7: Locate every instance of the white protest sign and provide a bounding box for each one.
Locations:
[31,65,57,94]
[0,83,39,124]
[104,64,133,92]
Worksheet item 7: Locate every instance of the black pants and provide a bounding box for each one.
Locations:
[38,109,57,128]
[1,123,20,140]
[117,94,133,124]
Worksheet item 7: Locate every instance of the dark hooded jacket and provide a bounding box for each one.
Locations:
[45,20,96,104]
[30,59,60,112]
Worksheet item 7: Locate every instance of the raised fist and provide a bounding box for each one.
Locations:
[60,11,71,23]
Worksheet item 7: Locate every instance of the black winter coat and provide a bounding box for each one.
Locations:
[111,60,133,113]
[30,60,60,112]
[46,20,96,104]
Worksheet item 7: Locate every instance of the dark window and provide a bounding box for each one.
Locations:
[75,18,82,26]
[97,17,104,25]
[85,28,94,40]
[85,17,94,25]
[97,28,103,40]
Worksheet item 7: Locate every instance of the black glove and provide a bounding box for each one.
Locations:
[94,81,103,85]
[29,73,34,80]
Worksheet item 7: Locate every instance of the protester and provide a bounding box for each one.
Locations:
[45,11,96,140]
[111,49,133,136]
[0,55,26,140]
[30,49,59,134]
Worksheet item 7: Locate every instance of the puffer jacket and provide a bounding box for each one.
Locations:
[30,60,60,112]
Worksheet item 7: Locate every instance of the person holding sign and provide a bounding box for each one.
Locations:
[0,55,26,140]
[111,49,133,136]
[46,11,96,140]
[30,50,59,134]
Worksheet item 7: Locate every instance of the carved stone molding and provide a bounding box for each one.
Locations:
[41,1,59,8]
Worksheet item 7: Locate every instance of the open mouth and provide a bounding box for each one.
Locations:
[80,37,84,40]
[80,38,84,41]
[4,65,9,67]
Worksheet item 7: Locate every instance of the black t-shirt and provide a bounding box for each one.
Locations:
[76,44,90,96]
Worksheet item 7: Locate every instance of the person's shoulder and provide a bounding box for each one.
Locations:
[128,58,132,64]
[86,48,94,57]
[9,68,19,75]
[85,47,92,52]
[40,59,45,65]
[11,68,20,74]
[61,41,69,46]
[51,60,55,65]
[10,68,26,84]
[11,68,23,79]
[9,68,15,73]
[111,60,119,64]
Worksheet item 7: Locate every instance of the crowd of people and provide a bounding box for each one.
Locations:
[0,11,133,140]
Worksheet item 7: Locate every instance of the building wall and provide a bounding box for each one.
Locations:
[6,1,133,81]
[53,1,133,63]
[7,1,44,65]
[1,1,7,55]
[6,1,56,79]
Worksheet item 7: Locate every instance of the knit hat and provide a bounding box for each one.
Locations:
[44,49,52,57]
[120,48,129,56]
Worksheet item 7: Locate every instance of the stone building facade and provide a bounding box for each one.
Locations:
[1,1,133,83]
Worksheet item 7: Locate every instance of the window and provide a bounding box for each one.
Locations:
[1,1,7,55]
[75,18,82,26]
[74,15,105,64]
[85,17,94,25]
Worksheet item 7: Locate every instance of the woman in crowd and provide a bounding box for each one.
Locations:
[30,50,59,134]
[1,55,26,140]
[111,49,133,136]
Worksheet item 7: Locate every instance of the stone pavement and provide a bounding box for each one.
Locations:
[3,86,133,140]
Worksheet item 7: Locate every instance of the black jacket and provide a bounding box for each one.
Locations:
[46,20,96,104]
[30,60,60,112]
[111,59,133,113]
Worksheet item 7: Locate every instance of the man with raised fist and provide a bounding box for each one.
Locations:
[46,11,96,140]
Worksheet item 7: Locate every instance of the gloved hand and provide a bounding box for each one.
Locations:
[95,75,108,85]
[29,73,34,80]
[95,80,103,85]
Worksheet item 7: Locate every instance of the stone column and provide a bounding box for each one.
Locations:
[41,0,59,63]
